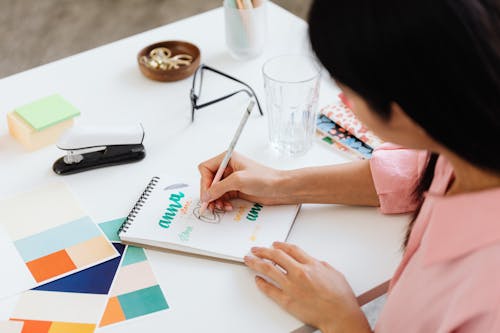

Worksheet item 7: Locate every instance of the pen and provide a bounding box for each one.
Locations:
[199,100,256,216]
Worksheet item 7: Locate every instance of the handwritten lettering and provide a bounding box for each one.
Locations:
[180,200,192,215]
[178,226,193,242]
[159,192,185,229]
[233,205,249,222]
[246,203,263,221]
[249,225,261,241]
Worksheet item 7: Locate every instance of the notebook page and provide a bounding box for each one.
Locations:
[121,177,299,261]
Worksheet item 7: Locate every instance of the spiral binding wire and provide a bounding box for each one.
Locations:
[118,176,160,236]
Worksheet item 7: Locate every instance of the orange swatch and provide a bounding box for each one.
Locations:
[10,319,51,333]
[48,322,95,333]
[99,297,125,327]
[26,250,77,283]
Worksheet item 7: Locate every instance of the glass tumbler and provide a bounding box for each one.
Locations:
[263,54,321,156]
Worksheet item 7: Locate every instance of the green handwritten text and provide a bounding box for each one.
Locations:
[159,192,185,228]
[246,203,263,221]
[178,226,193,242]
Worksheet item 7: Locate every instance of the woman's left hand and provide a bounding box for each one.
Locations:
[244,242,372,333]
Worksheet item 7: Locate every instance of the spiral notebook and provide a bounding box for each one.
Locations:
[118,176,300,262]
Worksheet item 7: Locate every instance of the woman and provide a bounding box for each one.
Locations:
[198,0,500,331]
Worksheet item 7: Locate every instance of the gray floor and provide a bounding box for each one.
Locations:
[0,0,386,328]
[0,0,311,78]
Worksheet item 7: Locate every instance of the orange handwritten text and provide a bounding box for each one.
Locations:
[233,205,249,222]
[249,225,261,242]
[180,199,192,215]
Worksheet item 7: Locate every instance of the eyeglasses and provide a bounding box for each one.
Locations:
[190,64,264,122]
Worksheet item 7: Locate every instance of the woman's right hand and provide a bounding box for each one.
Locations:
[198,151,285,211]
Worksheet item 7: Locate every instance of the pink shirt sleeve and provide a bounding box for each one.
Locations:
[369,143,428,214]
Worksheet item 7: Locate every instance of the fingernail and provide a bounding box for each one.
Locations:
[201,191,210,203]
[244,255,252,263]
[251,247,259,253]
[216,202,223,210]
[224,203,233,211]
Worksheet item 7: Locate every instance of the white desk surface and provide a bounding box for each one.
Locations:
[0,3,407,332]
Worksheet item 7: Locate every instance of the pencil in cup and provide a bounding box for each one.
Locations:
[199,100,256,216]
[224,0,267,60]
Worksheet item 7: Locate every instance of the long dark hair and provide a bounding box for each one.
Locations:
[308,0,500,246]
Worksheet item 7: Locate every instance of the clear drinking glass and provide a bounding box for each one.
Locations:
[224,0,267,60]
[263,55,321,156]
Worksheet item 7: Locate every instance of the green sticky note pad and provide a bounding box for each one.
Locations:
[15,94,80,131]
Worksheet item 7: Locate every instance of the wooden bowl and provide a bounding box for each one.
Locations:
[137,41,201,82]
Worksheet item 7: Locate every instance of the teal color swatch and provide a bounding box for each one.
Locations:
[121,246,147,267]
[99,218,125,242]
[15,94,80,131]
[118,285,169,319]
[14,216,100,262]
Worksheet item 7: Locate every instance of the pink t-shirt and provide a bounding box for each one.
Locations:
[370,144,500,332]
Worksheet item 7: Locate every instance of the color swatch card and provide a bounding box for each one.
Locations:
[9,243,125,333]
[0,321,23,333]
[98,218,169,328]
[7,218,169,333]
[119,176,301,262]
[0,182,118,298]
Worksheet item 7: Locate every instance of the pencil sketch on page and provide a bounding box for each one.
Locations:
[192,200,224,224]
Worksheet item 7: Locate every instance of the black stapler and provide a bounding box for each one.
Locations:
[53,124,146,175]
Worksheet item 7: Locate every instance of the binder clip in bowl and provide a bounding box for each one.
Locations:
[53,124,146,175]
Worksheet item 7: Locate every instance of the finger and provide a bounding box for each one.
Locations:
[204,173,242,203]
[199,168,214,201]
[223,201,233,211]
[214,199,223,210]
[222,167,233,180]
[198,152,226,173]
[254,276,289,307]
[198,152,227,200]
[199,166,233,201]
[213,194,234,211]
[199,173,225,203]
[244,255,287,286]
[272,242,314,264]
[251,247,301,275]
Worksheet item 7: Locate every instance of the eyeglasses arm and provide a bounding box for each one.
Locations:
[198,64,264,116]
[194,89,252,110]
